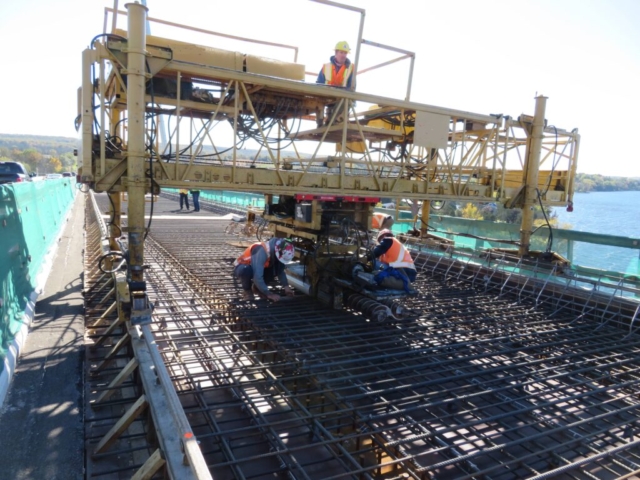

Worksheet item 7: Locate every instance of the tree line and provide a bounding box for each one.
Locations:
[574,173,640,192]
[0,134,78,174]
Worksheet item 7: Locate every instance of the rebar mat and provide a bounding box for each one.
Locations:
[135,213,640,480]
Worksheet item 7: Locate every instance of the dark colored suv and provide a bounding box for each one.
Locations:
[0,161,31,185]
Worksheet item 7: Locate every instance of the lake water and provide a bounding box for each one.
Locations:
[552,191,640,274]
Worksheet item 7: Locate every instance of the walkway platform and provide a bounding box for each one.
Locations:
[0,195,85,480]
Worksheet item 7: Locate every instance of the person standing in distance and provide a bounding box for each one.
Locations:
[178,188,190,211]
[190,187,201,212]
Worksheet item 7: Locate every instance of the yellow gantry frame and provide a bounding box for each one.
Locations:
[80,2,580,261]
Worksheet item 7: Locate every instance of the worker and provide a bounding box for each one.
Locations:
[178,188,189,210]
[371,229,417,291]
[234,237,296,302]
[372,212,394,230]
[190,187,201,212]
[316,41,355,89]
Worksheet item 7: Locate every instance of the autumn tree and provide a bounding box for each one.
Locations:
[49,157,63,173]
[460,203,484,220]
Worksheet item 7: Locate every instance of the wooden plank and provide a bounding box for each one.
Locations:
[95,287,116,309]
[90,332,131,375]
[93,394,148,455]
[131,448,165,480]
[83,272,109,295]
[88,301,117,330]
[93,357,139,405]
[91,313,125,349]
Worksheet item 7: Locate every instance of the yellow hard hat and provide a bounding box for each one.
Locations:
[334,41,351,53]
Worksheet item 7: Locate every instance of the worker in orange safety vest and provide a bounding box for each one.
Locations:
[371,229,417,291]
[316,41,355,89]
[371,212,394,230]
[234,237,296,302]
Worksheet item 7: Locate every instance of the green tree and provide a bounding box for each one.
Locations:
[574,172,640,192]
[19,148,43,172]
[59,152,77,170]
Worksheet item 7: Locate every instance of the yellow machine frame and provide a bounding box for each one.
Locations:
[77,1,580,300]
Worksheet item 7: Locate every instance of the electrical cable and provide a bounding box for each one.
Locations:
[536,188,554,253]
[98,251,126,274]
[90,33,126,49]
[106,193,123,237]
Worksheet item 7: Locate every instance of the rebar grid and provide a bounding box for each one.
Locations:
[88,193,640,479]
[122,209,640,480]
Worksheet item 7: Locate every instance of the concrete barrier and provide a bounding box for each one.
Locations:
[0,178,76,405]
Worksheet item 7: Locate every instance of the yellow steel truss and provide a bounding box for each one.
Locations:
[79,11,579,208]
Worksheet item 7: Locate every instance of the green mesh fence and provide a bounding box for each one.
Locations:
[0,179,76,369]
[162,190,639,278]
[384,208,638,277]
[166,188,266,208]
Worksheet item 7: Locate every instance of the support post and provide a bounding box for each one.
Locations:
[519,95,547,257]
[125,2,149,282]
[420,200,431,238]
[81,49,95,182]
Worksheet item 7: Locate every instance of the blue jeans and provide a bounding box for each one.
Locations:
[179,193,189,209]
[191,191,200,211]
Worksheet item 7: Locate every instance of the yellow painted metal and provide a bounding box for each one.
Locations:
[81,4,580,218]
[107,7,300,62]
[519,96,547,256]
[80,48,95,183]
[420,200,431,238]
[124,2,148,282]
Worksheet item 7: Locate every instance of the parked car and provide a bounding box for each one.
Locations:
[0,161,31,184]
[46,173,63,180]
[62,171,74,177]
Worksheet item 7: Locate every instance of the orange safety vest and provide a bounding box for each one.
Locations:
[234,241,270,267]
[379,238,415,270]
[372,212,391,229]
[323,62,353,87]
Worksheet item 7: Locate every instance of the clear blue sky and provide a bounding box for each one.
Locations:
[0,0,638,176]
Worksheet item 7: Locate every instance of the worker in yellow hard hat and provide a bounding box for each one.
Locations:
[316,41,355,90]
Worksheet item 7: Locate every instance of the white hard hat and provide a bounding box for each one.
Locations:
[377,229,394,242]
[275,238,295,264]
